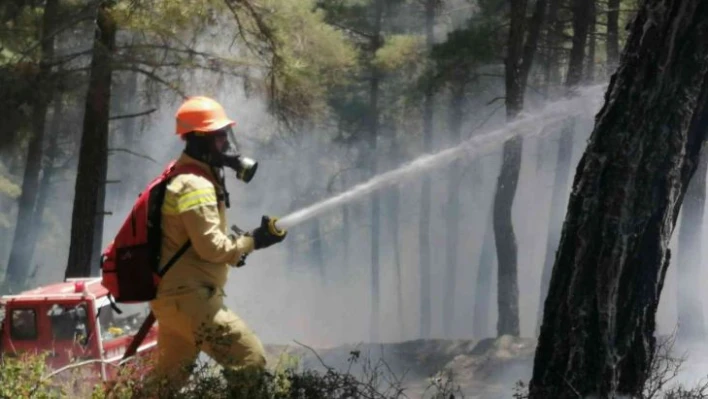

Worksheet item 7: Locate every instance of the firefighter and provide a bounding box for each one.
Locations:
[147,96,287,392]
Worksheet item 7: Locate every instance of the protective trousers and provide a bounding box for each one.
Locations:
[149,285,266,391]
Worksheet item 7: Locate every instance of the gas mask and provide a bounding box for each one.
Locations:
[221,144,258,183]
[184,127,259,183]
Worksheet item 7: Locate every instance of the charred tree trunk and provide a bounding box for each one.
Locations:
[369,0,383,343]
[418,0,435,339]
[606,0,621,75]
[495,0,546,337]
[443,80,466,337]
[4,0,58,288]
[66,5,116,278]
[677,144,708,342]
[530,2,708,397]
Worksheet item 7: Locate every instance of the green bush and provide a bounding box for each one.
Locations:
[0,349,462,399]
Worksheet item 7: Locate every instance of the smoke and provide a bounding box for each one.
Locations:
[15,2,708,396]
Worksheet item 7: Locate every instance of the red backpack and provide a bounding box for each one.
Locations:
[100,161,213,303]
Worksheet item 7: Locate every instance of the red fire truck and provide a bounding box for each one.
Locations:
[0,277,157,381]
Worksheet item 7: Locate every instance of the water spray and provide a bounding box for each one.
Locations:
[273,85,605,232]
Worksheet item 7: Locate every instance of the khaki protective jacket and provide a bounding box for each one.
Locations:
[154,153,254,297]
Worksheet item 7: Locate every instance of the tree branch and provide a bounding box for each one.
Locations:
[486,96,506,105]
[116,65,187,98]
[107,148,157,163]
[109,108,157,120]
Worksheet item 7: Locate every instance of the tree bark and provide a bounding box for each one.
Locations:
[606,0,621,75]
[418,0,435,339]
[443,80,466,337]
[529,2,708,397]
[66,5,116,278]
[369,0,383,343]
[4,0,59,288]
[677,143,708,342]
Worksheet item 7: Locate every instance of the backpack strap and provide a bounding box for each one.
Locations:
[158,240,191,277]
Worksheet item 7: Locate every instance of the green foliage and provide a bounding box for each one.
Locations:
[373,35,424,72]
[0,173,20,200]
[111,0,357,121]
[0,349,461,398]
[430,20,501,87]
[259,0,358,120]
[0,353,60,398]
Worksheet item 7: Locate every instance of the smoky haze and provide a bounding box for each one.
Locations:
[18,3,708,395]
[31,71,697,346]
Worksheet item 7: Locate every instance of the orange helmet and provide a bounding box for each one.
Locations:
[175,96,235,136]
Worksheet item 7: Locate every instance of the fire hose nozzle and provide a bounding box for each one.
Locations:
[267,217,286,237]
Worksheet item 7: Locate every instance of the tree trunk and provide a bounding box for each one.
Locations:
[677,143,708,342]
[536,119,575,332]
[286,166,300,269]
[443,80,466,337]
[473,217,495,339]
[386,174,404,336]
[543,0,564,95]
[495,0,546,337]
[537,0,590,331]
[584,0,596,83]
[310,218,325,280]
[66,5,116,278]
[30,98,64,264]
[418,0,435,339]
[4,0,58,288]
[606,0,621,75]
[369,0,383,343]
[340,173,350,270]
[110,71,139,214]
[529,2,708,397]
[308,144,325,281]
[385,124,404,336]
[566,0,592,88]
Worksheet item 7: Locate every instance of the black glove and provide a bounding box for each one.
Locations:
[250,215,287,250]
[230,224,249,267]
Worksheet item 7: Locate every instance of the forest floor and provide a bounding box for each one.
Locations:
[264,336,708,399]
[264,335,536,399]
